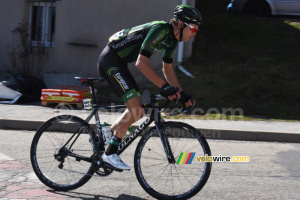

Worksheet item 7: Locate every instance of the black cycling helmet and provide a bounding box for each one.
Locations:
[174,5,202,25]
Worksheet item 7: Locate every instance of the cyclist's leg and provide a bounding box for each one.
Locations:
[98,46,144,169]
[112,96,144,138]
[110,65,144,138]
[98,46,144,139]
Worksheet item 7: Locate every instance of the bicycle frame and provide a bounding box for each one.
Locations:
[62,79,176,165]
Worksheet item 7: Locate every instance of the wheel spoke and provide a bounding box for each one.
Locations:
[144,162,170,180]
[153,164,170,186]
[173,164,198,188]
[142,146,166,160]
[141,161,167,169]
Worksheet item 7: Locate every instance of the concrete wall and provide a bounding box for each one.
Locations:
[0,0,195,84]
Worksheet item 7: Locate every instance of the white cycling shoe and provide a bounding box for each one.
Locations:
[102,153,131,171]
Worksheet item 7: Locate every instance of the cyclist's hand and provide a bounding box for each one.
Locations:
[160,83,179,100]
[180,91,195,107]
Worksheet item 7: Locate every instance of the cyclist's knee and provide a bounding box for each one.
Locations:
[129,104,145,120]
[125,96,145,120]
[133,105,145,119]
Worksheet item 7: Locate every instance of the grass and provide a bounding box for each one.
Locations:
[163,113,254,121]
[174,0,300,120]
[163,113,300,122]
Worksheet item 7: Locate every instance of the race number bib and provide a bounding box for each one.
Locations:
[83,98,92,110]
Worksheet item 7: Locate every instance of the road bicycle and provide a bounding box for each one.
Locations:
[30,77,212,200]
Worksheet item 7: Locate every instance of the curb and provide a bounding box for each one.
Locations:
[1,119,299,143]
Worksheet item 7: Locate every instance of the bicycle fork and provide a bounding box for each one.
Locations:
[153,106,176,164]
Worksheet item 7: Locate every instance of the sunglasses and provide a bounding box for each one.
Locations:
[184,23,198,33]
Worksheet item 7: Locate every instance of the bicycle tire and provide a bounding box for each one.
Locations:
[134,122,212,200]
[30,115,95,191]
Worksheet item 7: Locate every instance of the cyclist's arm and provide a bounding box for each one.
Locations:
[136,54,166,88]
[137,23,178,89]
[164,62,195,106]
[162,62,183,93]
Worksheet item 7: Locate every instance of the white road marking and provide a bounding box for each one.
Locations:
[0,152,14,160]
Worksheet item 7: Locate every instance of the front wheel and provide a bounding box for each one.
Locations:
[134,122,212,200]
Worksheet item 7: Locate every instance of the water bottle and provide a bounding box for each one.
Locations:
[102,122,112,145]
[126,125,133,136]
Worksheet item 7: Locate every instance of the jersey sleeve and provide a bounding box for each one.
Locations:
[140,24,167,58]
[162,45,177,63]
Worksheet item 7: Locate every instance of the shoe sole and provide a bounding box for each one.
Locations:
[101,160,131,171]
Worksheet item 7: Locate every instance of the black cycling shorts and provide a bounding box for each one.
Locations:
[97,46,140,103]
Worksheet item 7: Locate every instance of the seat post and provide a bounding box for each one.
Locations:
[88,81,98,108]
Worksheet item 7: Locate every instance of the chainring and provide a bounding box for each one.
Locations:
[92,151,114,177]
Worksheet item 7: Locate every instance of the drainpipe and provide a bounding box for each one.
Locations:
[176,0,195,78]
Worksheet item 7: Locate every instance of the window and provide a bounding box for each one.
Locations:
[29,1,56,47]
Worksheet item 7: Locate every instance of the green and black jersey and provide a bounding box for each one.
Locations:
[99,21,178,103]
[108,21,178,63]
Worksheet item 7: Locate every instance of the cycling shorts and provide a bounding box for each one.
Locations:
[97,46,140,103]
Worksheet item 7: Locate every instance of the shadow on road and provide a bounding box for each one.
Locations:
[49,190,148,200]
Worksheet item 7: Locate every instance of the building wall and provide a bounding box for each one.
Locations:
[0,0,26,73]
[0,0,195,84]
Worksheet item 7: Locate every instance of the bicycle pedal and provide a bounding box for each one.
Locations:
[102,162,124,172]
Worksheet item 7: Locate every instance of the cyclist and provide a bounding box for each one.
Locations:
[97,5,201,170]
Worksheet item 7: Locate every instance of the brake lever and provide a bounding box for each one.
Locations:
[190,98,195,110]
[181,98,195,114]
[169,107,183,116]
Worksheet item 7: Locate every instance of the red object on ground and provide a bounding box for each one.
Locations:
[41,86,91,103]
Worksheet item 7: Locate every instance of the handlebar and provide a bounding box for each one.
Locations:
[149,87,179,109]
[149,92,194,116]
[146,94,186,116]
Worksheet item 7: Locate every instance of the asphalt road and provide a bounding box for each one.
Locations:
[0,129,299,200]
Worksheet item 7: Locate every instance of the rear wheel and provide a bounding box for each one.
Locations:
[30,115,95,191]
[134,122,212,200]
[244,0,271,17]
